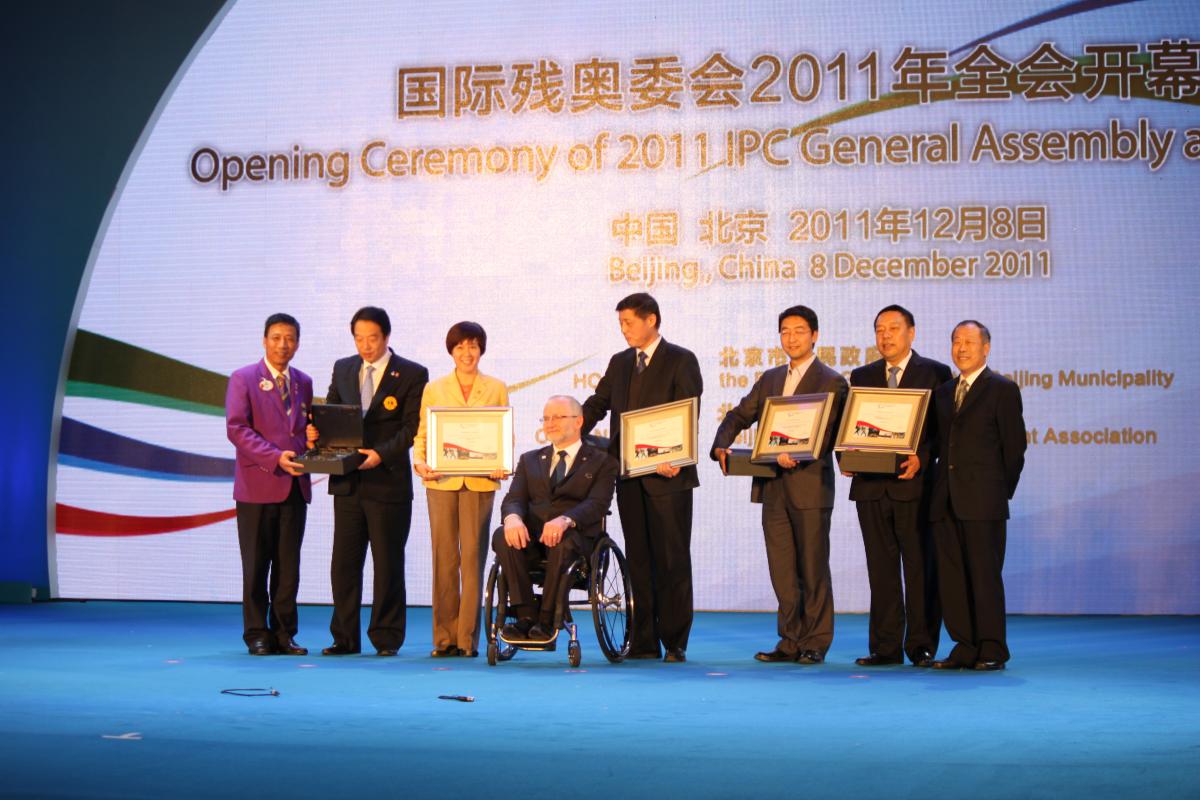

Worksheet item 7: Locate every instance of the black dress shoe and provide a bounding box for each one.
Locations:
[321,643,360,656]
[276,639,308,656]
[910,649,934,668]
[931,658,965,670]
[376,647,398,657]
[974,660,1005,671]
[796,650,824,665]
[755,648,796,663]
[430,646,458,657]
[855,653,903,666]
[247,639,271,656]
[500,619,534,641]
[663,648,686,663]
[527,623,555,642]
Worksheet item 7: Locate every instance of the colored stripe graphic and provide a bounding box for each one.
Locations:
[949,0,1145,56]
[67,330,229,416]
[56,504,236,536]
[58,417,234,481]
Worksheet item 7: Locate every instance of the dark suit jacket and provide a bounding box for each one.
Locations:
[710,359,848,509]
[930,367,1026,522]
[847,351,953,503]
[324,350,428,502]
[582,338,702,496]
[500,444,619,538]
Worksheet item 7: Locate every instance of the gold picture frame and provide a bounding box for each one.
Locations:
[427,406,514,476]
[834,387,931,455]
[751,392,835,464]
[619,397,698,478]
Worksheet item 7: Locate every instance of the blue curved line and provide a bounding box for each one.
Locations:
[949,0,1146,56]
[57,454,232,483]
[58,417,234,479]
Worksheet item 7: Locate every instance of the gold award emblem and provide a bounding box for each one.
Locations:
[383,396,398,411]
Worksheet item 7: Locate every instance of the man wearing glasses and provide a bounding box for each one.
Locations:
[492,395,619,642]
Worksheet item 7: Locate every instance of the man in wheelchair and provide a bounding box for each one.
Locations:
[492,395,619,643]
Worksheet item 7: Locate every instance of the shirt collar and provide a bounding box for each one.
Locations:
[959,364,987,386]
[263,359,288,381]
[553,438,583,460]
[789,352,817,378]
[363,350,391,375]
[639,335,663,362]
[885,350,913,375]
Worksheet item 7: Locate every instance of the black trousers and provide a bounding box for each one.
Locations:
[616,480,693,654]
[329,494,411,652]
[491,527,592,626]
[935,508,1008,665]
[856,494,941,661]
[760,482,833,655]
[236,479,307,646]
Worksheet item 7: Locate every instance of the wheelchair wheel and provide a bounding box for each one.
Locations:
[568,640,581,668]
[483,560,516,665]
[589,536,633,663]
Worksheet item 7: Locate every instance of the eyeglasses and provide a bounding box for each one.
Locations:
[539,414,580,423]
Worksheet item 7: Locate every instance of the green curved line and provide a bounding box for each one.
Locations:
[66,381,225,417]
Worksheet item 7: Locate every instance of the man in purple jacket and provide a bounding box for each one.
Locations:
[225,313,313,655]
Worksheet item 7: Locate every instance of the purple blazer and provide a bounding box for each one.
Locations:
[225,360,313,504]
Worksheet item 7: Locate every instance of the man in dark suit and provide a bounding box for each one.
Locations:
[493,395,619,642]
[582,293,701,663]
[711,305,848,664]
[225,313,313,656]
[930,320,1025,671]
[845,305,952,668]
[308,306,428,656]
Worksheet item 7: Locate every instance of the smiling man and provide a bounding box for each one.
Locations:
[846,305,951,669]
[711,305,847,665]
[929,320,1026,671]
[225,313,313,656]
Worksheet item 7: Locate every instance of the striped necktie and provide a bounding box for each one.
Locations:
[276,374,292,415]
[955,378,969,411]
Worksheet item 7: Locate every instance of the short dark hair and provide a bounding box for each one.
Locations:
[263,313,300,339]
[778,305,818,332]
[874,304,914,328]
[952,319,991,344]
[446,321,487,355]
[350,306,391,337]
[615,293,660,328]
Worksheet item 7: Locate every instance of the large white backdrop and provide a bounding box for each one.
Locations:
[55,0,1200,613]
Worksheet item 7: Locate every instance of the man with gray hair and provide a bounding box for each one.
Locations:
[493,395,619,642]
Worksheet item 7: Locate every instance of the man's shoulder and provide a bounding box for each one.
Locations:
[387,352,428,377]
[910,352,953,378]
[661,339,698,363]
[291,366,313,384]
[813,359,847,384]
[231,361,264,382]
[850,359,882,386]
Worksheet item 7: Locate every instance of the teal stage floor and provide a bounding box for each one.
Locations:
[0,602,1196,799]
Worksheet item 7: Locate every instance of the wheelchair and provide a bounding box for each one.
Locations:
[483,528,633,667]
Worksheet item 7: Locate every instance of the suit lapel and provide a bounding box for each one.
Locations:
[366,353,399,416]
[535,446,555,492]
[957,367,990,416]
[259,361,290,422]
[794,359,826,395]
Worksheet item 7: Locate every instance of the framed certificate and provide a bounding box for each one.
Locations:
[751,392,835,464]
[620,397,698,478]
[427,406,514,476]
[834,387,931,473]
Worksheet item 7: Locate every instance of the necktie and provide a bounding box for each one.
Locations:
[550,450,568,488]
[276,374,292,415]
[636,351,648,374]
[887,366,900,389]
[361,364,375,417]
[955,379,969,411]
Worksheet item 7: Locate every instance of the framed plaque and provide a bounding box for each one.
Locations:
[427,406,514,476]
[833,387,931,474]
[751,392,835,464]
[620,397,698,478]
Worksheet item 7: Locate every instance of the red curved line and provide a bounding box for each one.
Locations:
[56,503,236,536]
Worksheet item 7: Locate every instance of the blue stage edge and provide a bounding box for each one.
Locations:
[0,602,1196,799]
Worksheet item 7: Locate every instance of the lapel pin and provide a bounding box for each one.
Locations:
[259,378,274,391]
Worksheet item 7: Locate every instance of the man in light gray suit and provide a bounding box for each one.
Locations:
[711,305,848,664]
